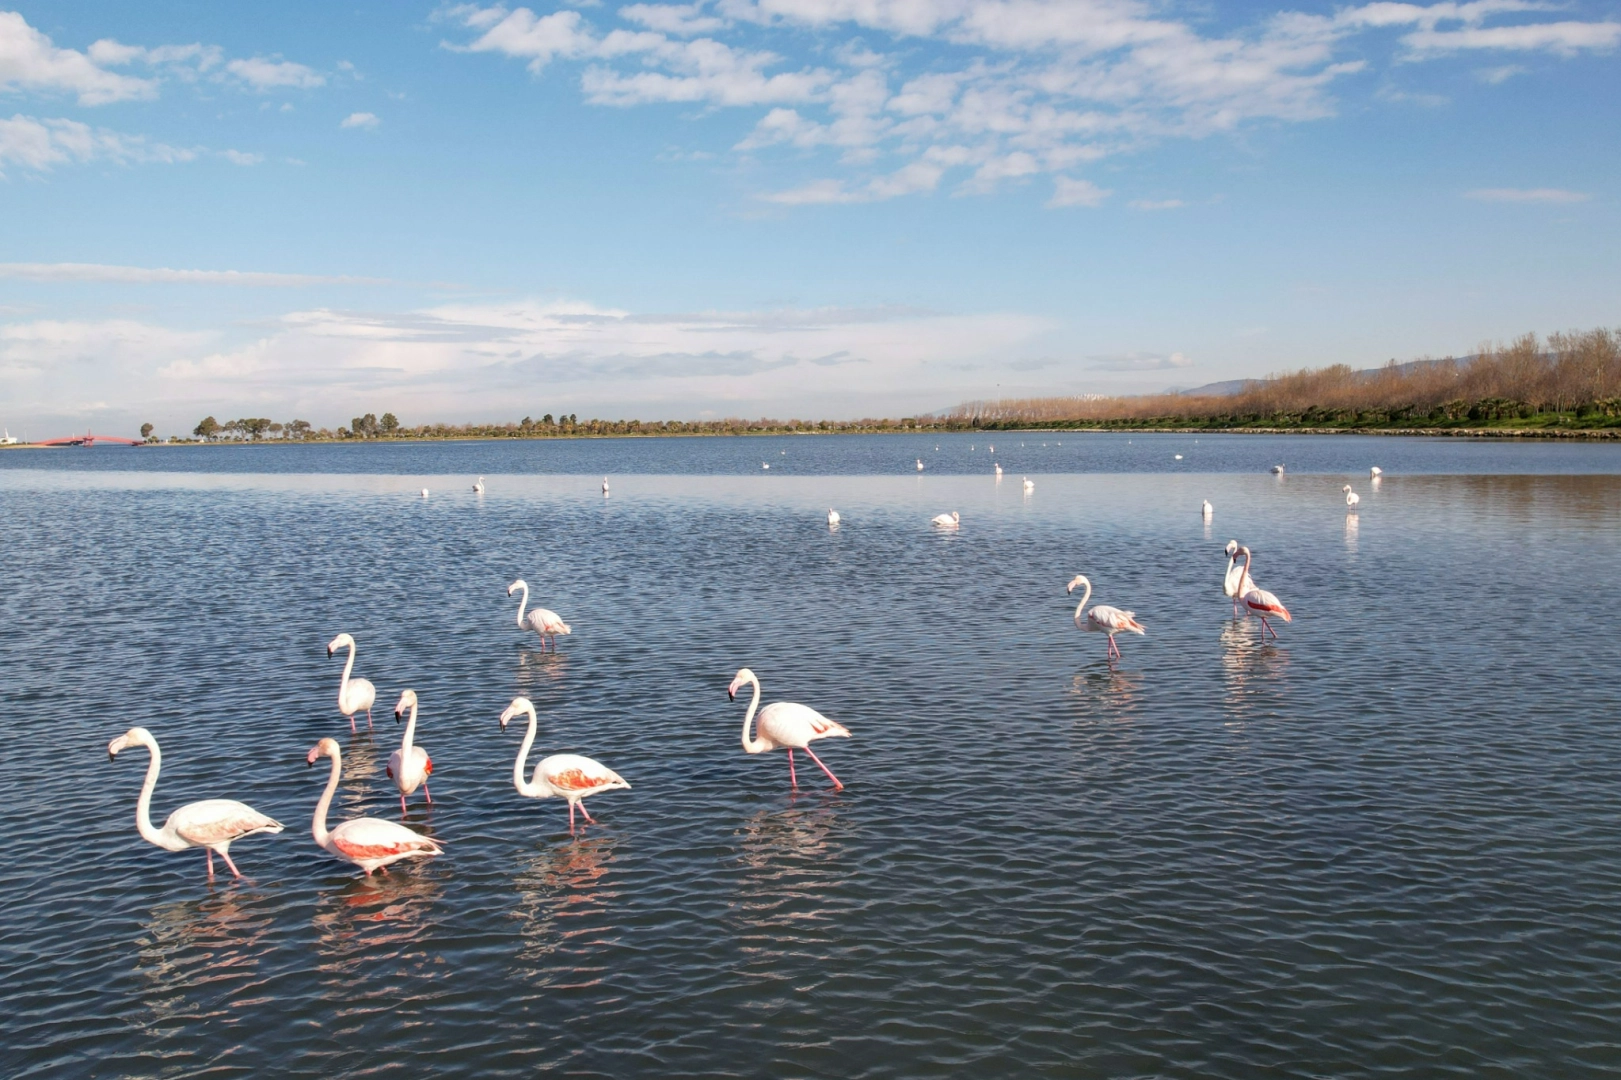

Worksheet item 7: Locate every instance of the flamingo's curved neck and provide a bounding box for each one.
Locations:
[1073,578,1092,622]
[131,734,179,849]
[400,702,417,755]
[514,583,530,629]
[740,674,767,754]
[1239,549,1256,597]
[338,642,356,700]
[513,706,546,797]
[312,749,341,849]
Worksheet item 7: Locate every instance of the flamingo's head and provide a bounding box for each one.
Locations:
[1225,540,1238,557]
[1343,484,1352,493]
[107,727,151,762]
[307,738,339,767]
[728,667,756,701]
[326,632,353,657]
[1066,574,1089,595]
[507,579,525,597]
[394,688,417,721]
[1237,545,1252,559]
[499,696,535,731]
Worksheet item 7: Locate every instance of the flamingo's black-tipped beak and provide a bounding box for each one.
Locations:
[728,688,736,701]
[307,757,315,768]
[326,646,333,657]
[108,750,115,763]
[394,710,403,723]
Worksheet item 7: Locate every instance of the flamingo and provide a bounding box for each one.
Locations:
[108,727,283,881]
[931,511,960,528]
[306,738,442,875]
[994,463,1003,477]
[728,667,849,791]
[1370,466,1383,477]
[827,508,840,526]
[1175,454,1183,460]
[1271,464,1285,475]
[1202,499,1214,518]
[1023,477,1034,492]
[326,633,376,732]
[1236,545,1292,639]
[916,458,925,472]
[388,689,434,815]
[1343,484,1361,509]
[421,488,429,498]
[1066,575,1146,660]
[1222,539,1255,617]
[473,476,485,494]
[499,697,629,832]
[507,579,571,651]
[762,462,770,470]
[602,477,610,495]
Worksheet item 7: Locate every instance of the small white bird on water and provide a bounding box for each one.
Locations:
[1271,464,1285,475]
[994,463,1003,477]
[1175,454,1183,460]
[916,458,925,472]
[931,510,960,528]
[473,476,485,494]
[1370,466,1383,477]
[602,477,610,494]
[1023,476,1034,492]
[1202,499,1213,518]
[762,462,770,470]
[827,508,840,526]
[1343,484,1361,509]
[421,488,429,498]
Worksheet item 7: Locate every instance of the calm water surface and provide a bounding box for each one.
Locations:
[3,436,1619,1078]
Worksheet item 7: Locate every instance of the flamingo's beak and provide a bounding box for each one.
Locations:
[394,710,403,723]
[728,686,737,700]
[326,646,333,657]
[108,749,115,762]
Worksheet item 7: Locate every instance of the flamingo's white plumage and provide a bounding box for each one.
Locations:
[827,508,840,526]
[326,632,376,732]
[729,667,849,791]
[931,510,960,528]
[1370,466,1383,477]
[508,579,571,651]
[388,689,434,815]
[1023,477,1034,492]
[473,476,485,494]
[1222,539,1255,617]
[500,697,629,832]
[1271,464,1285,475]
[602,477,610,495]
[1343,484,1361,509]
[916,458,925,472]
[108,727,283,880]
[306,738,442,875]
[1202,499,1214,518]
[421,488,429,498]
[762,462,770,470]
[1066,574,1146,660]
[1236,545,1291,639]
[994,463,1003,477]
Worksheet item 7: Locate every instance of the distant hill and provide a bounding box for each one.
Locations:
[1176,356,1471,397]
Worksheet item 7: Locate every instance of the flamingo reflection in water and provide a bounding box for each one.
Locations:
[135,891,278,1030]
[729,667,850,792]
[733,802,849,980]
[513,833,620,982]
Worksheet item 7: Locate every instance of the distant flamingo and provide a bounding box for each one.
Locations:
[1271,464,1285,475]
[421,488,429,498]
[916,458,925,472]
[1223,539,1255,617]
[762,462,770,470]
[500,696,629,832]
[108,727,283,880]
[1202,499,1214,518]
[473,476,485,494]
[931,510,960,528]
[306,738,442,875]
[1066,574,1146,660]
[1023,477,1035,492]
[602,477,610,495]
[1236,545,1292,639]
[994,463,1003,477]
[827,508,840,526]
[729,667,849,791]
[327,633,376,732]
[388,689,434,815]
[1370,466,1383,477]
[1343,484,1361,509]
[508,579,571,651]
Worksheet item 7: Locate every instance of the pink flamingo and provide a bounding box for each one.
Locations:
[1223,540,1256,618]
[508,579,571,651]
[306,738,443,875]
[108,727,283,880]
[1236,545,1292,639]
[326,633,376,732]
[729,667,850,791]
[500,697,629,832]
[388,689,434,815]
[1066,574,1147,660]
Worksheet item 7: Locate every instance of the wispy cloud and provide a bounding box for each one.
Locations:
[225,56,325,90]
[0,11,155,104]
[0,114,195,174]
[1464,186,1590,202]
[0,263,393,286]
[1088,350,1192,371]
[1048,177,1111,208]
[340,111,381,129]
[1129,198,1186,210]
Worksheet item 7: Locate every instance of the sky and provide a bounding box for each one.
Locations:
[0,1,1618,435]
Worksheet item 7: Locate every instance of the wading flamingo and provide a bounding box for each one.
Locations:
[327,633,376,732]
[602,477,610,495]
[1223,539,1256,618]
[1202,499,1214,518]
[388,689,433,815]
[1343,484,1361,509]
[931,511,960,528]
[1370,466,1383,478]
[108,727,283,881]
[421,488,429,498]
[994,463,1003,477]
[306,738,442,875]
[473,476,485,494]
[1023,477,1035,492]
[827,508,840,526]
[508,579,571,651]
[729,667,850,791]
[1236,545,1292,639]
[1066,575,1146,660]
[1271,464,1285,475]
[500,696,629,832]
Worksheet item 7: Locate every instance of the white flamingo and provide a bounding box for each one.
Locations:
[827,508,840,526]
[1271,464,1285,475]
[994,463,1003,477]
[1223,539,1255,617]
[421,488,429,498]
[1236,545,1292,639]
[108,727,283,880]
[729,667,850,791]
[1023,477,1034,492]
[473,476,485,494]
[500,697,629,832]
[1202,499,1214,518]
[916,458,925,472]
[306,738,442,876]
[762,462,770,470]
[388,690,434,815]
[1343,484,1361,509]
[327,633,376,732]
[1370,466,1383,478]
[931,510,960,528]
[1066,574,1146,660]
[602,477,610,495]
[507,579,571,651]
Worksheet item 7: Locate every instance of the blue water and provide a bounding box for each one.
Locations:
[3,436,1619,1078]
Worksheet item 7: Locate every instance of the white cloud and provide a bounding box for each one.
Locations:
[1048,176,1111,207]
[0,114,195,174]
[1129,198,1185,209]
[1088,350,1192,370]
[0,263,392,286]
[1475,63,1526,82]
[1402,20,1621,55]
[0,11,155,104]
[220,149,264,165]
[621,3,728,35]
[1464,186,1590,202]
[340,111,381,129]
[226,56,326,90]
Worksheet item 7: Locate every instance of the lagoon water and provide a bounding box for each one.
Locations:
[3,433,1620,1077]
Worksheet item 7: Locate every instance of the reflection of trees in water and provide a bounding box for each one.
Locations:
[511,834,620,989]
[731,801,849,986]
[1220,619,1291,723]
[134,889,276,1040]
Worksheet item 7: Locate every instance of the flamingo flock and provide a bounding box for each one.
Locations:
[108,459,1367,883]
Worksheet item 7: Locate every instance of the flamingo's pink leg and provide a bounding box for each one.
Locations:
[366,709,374,730]
[787,748,798,788]
[422,782,431,804]
[400,793,408,815]
[205,849,216,879]
[567,801,577,832]
[349,714,357,734]
[577,800,595,823]
[219,848,244,878]
[802,746,844,791]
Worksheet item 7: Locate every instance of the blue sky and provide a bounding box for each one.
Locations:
[1,1,1617,434]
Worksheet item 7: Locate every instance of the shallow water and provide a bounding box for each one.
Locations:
[3,437,1620,1078]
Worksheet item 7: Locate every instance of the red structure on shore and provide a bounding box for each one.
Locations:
[37,432,144,447]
